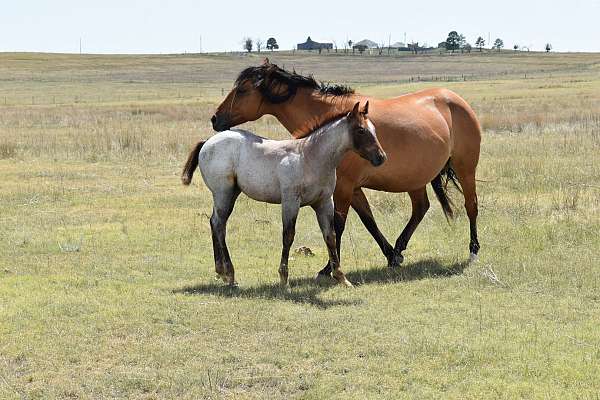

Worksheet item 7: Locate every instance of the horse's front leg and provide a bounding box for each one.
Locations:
[279,197,300,287]
[313,198,353,287]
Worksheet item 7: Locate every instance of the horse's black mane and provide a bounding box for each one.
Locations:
[235,62,354,104]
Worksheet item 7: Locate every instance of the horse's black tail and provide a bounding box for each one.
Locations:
[181,140,206,185]
[430,160,462,221]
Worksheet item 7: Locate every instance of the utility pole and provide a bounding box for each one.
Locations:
[199,35,202,53]
[404,32,407,46]
[79,37,82,54]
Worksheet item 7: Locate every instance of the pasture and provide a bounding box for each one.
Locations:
[1,51,599,399]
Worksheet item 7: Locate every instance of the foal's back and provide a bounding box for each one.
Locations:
[198,129,304,204]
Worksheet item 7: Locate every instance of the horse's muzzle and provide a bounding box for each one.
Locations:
[370,151,387,167]
[211,114,230,132]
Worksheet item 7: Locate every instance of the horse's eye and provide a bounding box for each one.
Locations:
[237,87,248,95]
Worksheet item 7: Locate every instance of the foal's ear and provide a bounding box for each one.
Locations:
[351,102,361,116]
[362,101,369,115]
[262,57,270,65]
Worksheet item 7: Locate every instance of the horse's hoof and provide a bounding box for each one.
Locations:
[279,284,291,293]
[469,253,479,264]
[314,272,334,285]
[388,254,404,268]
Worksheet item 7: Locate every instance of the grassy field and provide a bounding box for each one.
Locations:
[1,51,600,399]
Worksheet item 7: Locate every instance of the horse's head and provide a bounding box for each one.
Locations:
[212,58,292,132]
[347,101,386,167]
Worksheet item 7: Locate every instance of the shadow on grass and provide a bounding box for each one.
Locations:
[174,258,469,309]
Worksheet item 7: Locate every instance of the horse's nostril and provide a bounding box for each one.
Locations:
[211,115,217,125]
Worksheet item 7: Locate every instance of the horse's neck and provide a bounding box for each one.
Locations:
[272,90,358,138]
[303,118,351,169]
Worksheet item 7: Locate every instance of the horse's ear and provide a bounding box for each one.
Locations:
[362,101,369,115]
[351,102,360,116]
[262,57,270,65]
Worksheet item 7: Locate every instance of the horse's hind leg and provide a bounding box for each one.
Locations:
[314,198,353,287]
[452,164,480,260]
[391,187,430,267]
[278,197,300,287]
[351,188,395,266]
[210,187,240,286]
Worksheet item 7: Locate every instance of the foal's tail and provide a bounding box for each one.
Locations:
[181,140,206,185]
[430,160,462,221]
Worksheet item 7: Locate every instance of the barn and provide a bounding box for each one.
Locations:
[297,36,333,51]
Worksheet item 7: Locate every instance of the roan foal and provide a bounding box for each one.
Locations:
[182,102,386,287]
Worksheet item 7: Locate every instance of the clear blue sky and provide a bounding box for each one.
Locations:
[2,0,599,53]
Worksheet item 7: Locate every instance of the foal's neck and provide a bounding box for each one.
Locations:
[269,89,359,138]
[302,117,352,169]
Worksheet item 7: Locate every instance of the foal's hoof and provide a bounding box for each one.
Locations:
[388,254,404,269]
[469,253,479,264]
[339,278,354,288]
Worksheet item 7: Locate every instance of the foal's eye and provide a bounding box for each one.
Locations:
[237,87,248,95]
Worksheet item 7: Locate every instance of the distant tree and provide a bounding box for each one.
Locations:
[545,43,552,52]
[513,44,519,51]
[255,38,264,53]
[445,31,460,53]
[243,37,253,52]
[332,39,338,53]
[464,43,472,53]
[458,34,467,53]
[354,44,367,54]
[266,37,279,51]
[409,42,419,55]
[475,36,485,52]
[348,40,354,54]
[493,38,504,51]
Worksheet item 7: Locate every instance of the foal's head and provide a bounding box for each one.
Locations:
[347,102,386,167]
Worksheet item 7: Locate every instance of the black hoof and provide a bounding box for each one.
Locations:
[388,253,404,268]
[314,272,334,285]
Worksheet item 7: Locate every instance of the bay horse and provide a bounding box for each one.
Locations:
[182,102,386,287]
[211,59,482,278]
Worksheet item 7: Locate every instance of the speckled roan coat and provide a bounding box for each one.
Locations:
[182,103,385,287]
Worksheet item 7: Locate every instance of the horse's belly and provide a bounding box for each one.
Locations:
[362,149,449,193]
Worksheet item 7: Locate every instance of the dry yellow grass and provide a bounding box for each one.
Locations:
[1,52,599,399]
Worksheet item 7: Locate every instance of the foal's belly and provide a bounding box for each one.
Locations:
[236,169,283,204]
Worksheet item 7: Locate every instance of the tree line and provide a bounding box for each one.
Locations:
[444,31,552,53]
[240,34,553,54]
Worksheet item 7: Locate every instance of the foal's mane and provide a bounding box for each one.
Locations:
[294,110,350,139]
[235,62,355,105]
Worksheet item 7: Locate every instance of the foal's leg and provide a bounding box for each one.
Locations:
[314,198,353,287]
[351,188,395,266]
[210,187,240,286]
[279,197,300,287]
[391,187,430,267]
[316,183,354,278]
